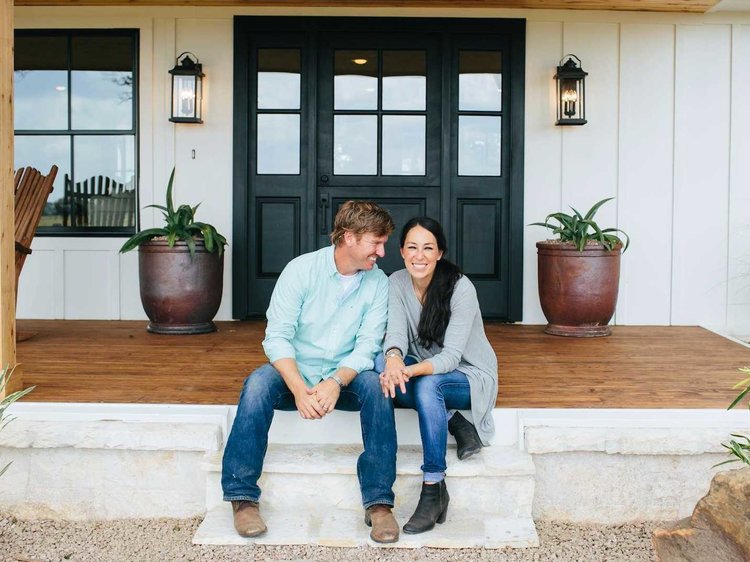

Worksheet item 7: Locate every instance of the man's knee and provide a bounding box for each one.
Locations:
[355,370,392,406]
[240,364,282,405]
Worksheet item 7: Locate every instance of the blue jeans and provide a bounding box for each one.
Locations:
[377,353,471,482]
[221,363,397,508]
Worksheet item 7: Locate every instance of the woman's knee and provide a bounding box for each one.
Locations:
[412,376,445,407]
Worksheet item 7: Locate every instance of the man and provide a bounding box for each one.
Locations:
[222,201,399,543]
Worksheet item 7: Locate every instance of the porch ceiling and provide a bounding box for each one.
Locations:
[11,0,723,14]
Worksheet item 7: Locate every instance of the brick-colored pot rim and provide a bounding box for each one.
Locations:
[138,237,219,255]
[536,240,623,256]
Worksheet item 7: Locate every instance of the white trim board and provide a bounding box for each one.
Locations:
[7,402,748,451]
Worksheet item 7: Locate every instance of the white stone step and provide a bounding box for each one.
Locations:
[193,504,539,549]
[203,444,535,517]
[195,443,538,548]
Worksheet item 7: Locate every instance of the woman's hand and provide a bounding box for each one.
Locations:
[380,355,410,398]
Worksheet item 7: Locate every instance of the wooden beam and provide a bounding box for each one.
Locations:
[11,0,721,13]
[0,0,18,398]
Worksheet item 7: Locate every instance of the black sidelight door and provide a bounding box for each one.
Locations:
[234,17,525,319]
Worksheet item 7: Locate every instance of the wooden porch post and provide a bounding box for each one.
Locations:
[0,0,18,397]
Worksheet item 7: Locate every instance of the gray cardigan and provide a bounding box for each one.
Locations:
[383,269,498,445]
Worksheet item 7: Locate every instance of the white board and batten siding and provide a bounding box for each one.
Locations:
[13,7,750,332]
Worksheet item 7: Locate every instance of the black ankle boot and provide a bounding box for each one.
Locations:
[448,412,483,460]
[403,480,450,534]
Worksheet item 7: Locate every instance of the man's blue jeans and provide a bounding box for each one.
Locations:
[221,363,397,508]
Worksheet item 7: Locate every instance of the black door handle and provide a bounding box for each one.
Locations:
[318,194,330,235]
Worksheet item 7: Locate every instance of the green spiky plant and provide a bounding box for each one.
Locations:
[531,197,630,252]
[119,169,226,258]
[0,365,34,478]
[716,366,750,467]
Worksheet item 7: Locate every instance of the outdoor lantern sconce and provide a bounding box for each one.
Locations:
[554,54,587,126]
[169,52,204,124]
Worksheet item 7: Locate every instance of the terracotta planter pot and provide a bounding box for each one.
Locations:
[536,241,621,337]
[138,239,224,335]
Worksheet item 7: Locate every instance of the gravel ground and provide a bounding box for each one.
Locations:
[0,515,659,562]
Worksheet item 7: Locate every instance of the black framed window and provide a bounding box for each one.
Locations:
[13,29,139,235]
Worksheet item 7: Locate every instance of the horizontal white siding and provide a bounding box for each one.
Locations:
[13,8,750,330]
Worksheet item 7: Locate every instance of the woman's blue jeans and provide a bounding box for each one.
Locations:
[376,354,471,482]
[221,363,397,509]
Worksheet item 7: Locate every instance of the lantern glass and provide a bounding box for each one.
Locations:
[173,75,200,120]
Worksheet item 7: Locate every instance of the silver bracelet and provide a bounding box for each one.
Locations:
[385,347,403,360]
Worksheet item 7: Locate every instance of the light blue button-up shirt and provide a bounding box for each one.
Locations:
[262,245,388,387]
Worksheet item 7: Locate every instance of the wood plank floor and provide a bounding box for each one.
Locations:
[14,320,750,408]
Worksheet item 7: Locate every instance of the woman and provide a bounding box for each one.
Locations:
[379,216,498,535]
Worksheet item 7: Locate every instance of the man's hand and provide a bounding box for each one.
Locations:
[292,386,327,420]
[310,378,341,415]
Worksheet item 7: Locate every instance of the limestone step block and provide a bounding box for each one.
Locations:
[193,503,539,548]
[204,444,535,518]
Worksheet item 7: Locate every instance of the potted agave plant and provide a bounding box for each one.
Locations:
[532,197,629,337]
[120,169,227,334]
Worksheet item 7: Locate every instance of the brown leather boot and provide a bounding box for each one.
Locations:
[364,504,399,543]
[231,500,267,538]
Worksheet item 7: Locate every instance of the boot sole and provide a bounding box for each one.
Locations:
[457,446,482,460]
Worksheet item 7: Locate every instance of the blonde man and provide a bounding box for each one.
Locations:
[222,201,400,543]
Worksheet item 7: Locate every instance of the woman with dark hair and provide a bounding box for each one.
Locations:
[379,216,498,535]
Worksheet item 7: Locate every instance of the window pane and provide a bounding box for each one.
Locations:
[15,35,67,70]
[382,50,426,111]
[334,115,377,175]
[257,114,300,175]
[14,71,68,130]
[334,50,377,110]
[14,35,68,130]
[458,116,501,176]
[459,51,502,111]
[14,135,71,228]
[72,135,136,227]
[382,115,425,176]
[258,49,300,110]
[71,36,134,130]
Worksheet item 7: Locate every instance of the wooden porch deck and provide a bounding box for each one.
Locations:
[14,320,750,408]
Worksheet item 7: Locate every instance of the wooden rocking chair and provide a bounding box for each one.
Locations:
[15,165,58,341]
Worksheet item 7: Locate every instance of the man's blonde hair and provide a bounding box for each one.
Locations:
[330,201,395,246]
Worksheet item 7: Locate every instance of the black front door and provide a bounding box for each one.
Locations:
[234,17,525,319]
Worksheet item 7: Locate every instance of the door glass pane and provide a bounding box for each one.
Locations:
[71,36,134,130]
[459,51,502,111]
[257,114,300,175]
[334,50,377,110]
[14,135,71,227]
[258,49,300,110]
[334,115,377,175]
[382,115,425,176]
[382,50,426,111]
[14,35,68,130]
[458,115,501,176]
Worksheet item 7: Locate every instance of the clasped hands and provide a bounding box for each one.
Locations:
[294,377,340,420]
[379,356,411,398]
